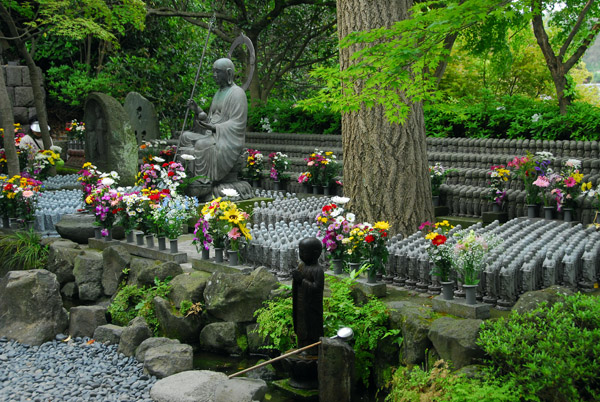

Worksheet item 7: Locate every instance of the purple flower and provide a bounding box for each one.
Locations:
[101,228,108,237]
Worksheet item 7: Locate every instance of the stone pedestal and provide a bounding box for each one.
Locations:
[318,337,354,402]
[431,295,491,319]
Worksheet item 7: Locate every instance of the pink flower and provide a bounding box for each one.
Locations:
[22,190,34,198]
[228,227,241,240]
[564,177,576,188]
[532,176,550,188]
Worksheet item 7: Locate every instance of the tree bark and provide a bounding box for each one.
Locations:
[337,0,434,236]
[0,66,19,177]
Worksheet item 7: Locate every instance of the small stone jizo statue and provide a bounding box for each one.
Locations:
[292,237,324,354]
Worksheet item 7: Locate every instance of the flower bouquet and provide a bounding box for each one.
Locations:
[151,194,199,239]
[269,152,289,182]
[78,162,101,208]
[2,175,43,224]
[429,163,452,196]
[315,196,354,266]
[243,149,264,182]
[117,193,145,235]
[552,159,585,211]
[508,151,554,205]
[362,221,390,281]
[159,161,187,193]
[419,220,454,282]
[197,191,251,251]
[136,163,162,189]
[451,230,500,285]
[488,165,510,207]
[65,120,85,141]
[85,173,122,238]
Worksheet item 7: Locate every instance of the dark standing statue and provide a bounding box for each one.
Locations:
[292,237,324,353]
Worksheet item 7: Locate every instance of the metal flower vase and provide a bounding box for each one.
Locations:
[228,250,239,266]
[201,248,210,260]
[126,231,135,243]
[169,239,178,253]
[441,281,454,300]
[158,237,167,251]
[214,248,224,263]
[331,259,343,275]
[463,284,477,305]
[367,268,377,284]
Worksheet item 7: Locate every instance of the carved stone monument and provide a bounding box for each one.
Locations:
[83,92,138,186]
[124,91,160,145]
[177,58,253,201]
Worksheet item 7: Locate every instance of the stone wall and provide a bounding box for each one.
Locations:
[0,64,43,129]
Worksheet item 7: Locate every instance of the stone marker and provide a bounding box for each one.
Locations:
[124,91,160,144]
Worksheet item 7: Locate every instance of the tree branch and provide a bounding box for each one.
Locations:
[565,22,600,71]
[558,0,594,60]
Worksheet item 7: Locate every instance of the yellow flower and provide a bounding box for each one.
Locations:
[325,151,333,156]
[582,181,592,191]
[373,221,390,230]
[222,207,242,224]
[82,162,92,168]
[425,232,439,240]
[572,172,584,184]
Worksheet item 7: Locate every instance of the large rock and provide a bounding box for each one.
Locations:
[73,251,104,301]
[46,239,83,284]
[84,92,138,186]
[69,305,107,338]
[512,285,574,315]
[154,297,203,344]
[214,378,268,402]
[169,271,211,307]
[428,317,485,369]
[387,301,434,365]
[150,370,228,402]
[93,324,124,345]
[204,267,277,322]
[117,316,152,357]
[136,337,180,362]
[0,270,68,345]
[129,258,182,288]
[124,91,160,144]
[54,213,124,244]
[102,245,131,296]
[199,322,245,355]
[246,323,270,354]
[143,343,194,379]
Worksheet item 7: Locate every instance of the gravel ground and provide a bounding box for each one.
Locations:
[0,336,156,402]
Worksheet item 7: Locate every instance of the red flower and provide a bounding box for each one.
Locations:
[381,231,388,237]
[322,205,333,212]
[168,171,175,177]
[365,235,375,243]
[432,235,447,246]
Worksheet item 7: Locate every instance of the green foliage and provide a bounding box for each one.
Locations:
[0,230,48,273]
[424,95,600,140]
[107,277,173,335]
[248,98,341,134]
[477,293,600,401]
[254,276,401,387]
[179,300,193,316]
[385,360,521,402]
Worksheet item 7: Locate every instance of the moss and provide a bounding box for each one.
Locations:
[236,333,248,353]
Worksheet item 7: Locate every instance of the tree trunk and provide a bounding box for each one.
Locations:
[337,0,434,236]
[0,66,19,177]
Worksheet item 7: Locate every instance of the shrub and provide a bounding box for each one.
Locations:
[478,293,600,401]
[0,230,48,275]
[107,277,172,334]
[385,360,521,402]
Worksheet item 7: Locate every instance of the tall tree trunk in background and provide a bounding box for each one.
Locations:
[337,0,434,236]
[0,66,19,177]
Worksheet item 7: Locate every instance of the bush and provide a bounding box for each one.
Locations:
[424,95,600,141]
[248,98,341,134]
[0,230,48,275]
[385,360,521,402]
[107,277,172,334]
[478,293,600,401]
[254,274,401,387]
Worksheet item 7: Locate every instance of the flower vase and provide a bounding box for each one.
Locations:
[543,206,553,220]
[126,231,135,243]
[367,268,377,284]
[273,180,280,191]
[492,203,501,213]
[169,239,178,253]
[252,180,260,188]
[312,185,319,195]
[202,248,210,260]
[322,186,330,196]
[104,229,113,241]
[332,259,343,275]
[136,232,145,246]
[463,284,477,305]
[441,281,454,300]
[563,208,574,222]
[25,220,35,231]
[348,262,361,273]
[94,227,102,240]
[158,237,167,251]
[432,196,440,207]
[1,215,9,228]
[214,248,224,263]
[145,235,155,248]
[228,250,239,266]
[527,204,537,219]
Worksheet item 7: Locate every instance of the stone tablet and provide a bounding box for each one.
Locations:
[84,92,137,186]
[124,91,160,144]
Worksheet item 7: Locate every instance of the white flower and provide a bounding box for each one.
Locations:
[335,215,345,224]
[180,154,195,161]
[535,151,554,160]
[50,145,62,153]
[204,214,212,221]
[110,171,120,179]
[153,157,165,163]
[565,159,581,169]
[331,196,350,205]
[101,177,115,187]
[496,106,505,111]
[222,188,239,198]
[346,213,355,223]
[331,208,342,218]
[531,113,541,122]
